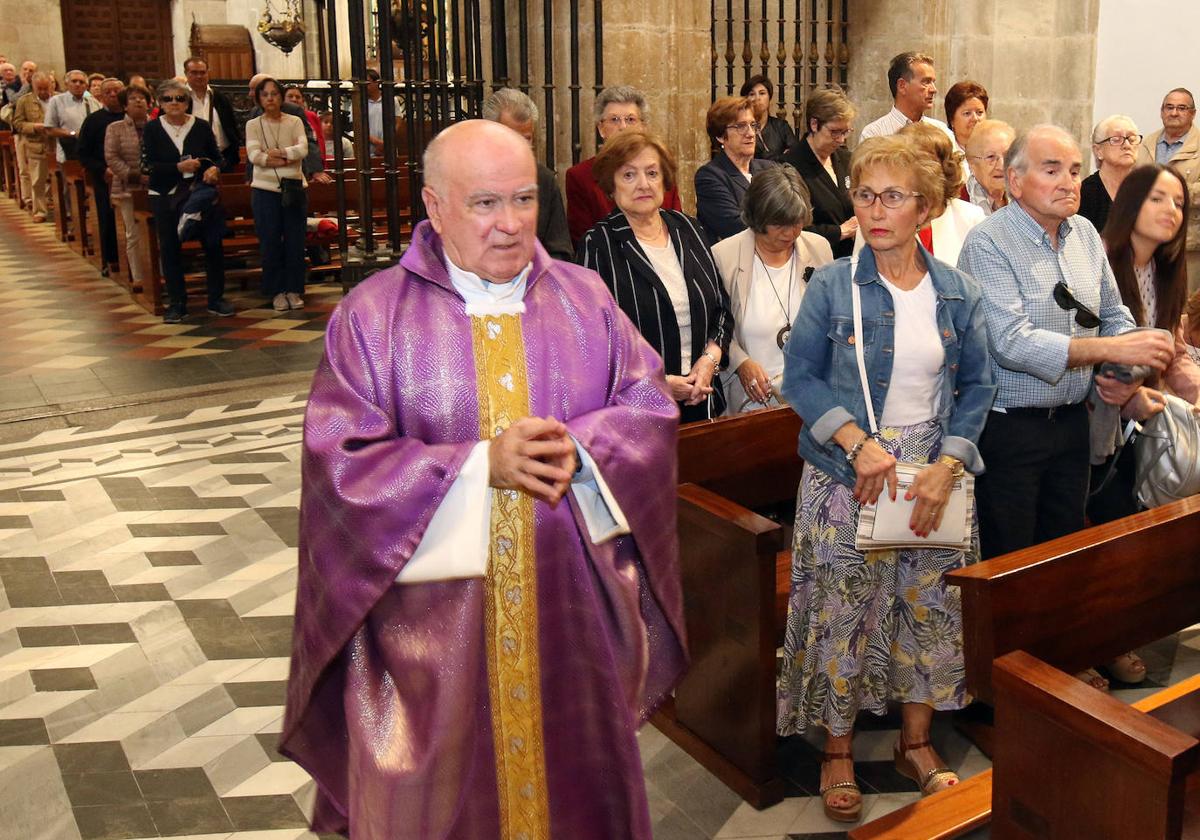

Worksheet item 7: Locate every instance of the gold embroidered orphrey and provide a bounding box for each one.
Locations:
[471,313,551,840]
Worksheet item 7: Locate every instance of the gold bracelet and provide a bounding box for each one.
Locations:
[936,454,965,477]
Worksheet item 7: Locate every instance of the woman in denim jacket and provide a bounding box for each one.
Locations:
[776,136,995,823]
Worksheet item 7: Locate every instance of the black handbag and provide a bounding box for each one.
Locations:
[279,176,305,208]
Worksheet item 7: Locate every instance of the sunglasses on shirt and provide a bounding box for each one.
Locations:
[1052,281,1100,329]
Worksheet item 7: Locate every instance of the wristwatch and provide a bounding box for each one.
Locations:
[936,454,965,477]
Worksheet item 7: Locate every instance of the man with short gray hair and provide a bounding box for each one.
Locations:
[1137,87,1200,291]
[958,124,1174,561]
[482,87,572,259]
[564,85,681,246]
[44,69,100,161]
[859,51,955,144]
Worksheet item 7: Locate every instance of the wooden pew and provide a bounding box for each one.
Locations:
[50,156,70,242]
[0,131,16,199]
[849,495,1200,838]
[652,407,803,809]
[989,651,1200,839]
[131,172,411,314]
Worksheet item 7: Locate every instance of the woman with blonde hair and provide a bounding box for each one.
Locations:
[779,135,994,822]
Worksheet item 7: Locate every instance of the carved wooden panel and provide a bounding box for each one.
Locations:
[61,0,174,81]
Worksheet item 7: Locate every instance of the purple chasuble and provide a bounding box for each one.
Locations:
[280,221,688,839]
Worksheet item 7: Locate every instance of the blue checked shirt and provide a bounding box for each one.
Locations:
[957,201,1135,410]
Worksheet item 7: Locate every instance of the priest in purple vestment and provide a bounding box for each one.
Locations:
[280,119,688,840]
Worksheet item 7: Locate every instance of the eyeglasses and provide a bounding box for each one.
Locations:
[1162,104,1196,114]
[727,121,758,135]
[159,95,189,103]
[824,127,851,140]
[969,153,1004,166]
[602,115,641,128]
[1052,281,1100,329]
[849,187,920,209]
[1096,133,1143,147]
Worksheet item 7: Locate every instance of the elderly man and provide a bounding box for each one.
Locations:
[44,69,100,161]
[958,125,1174,561]
[859,51,956,143]
[1137,87,1200,291]
[482,87,572,260]
[0,63,19,128]
[280,119,686,840]
[564,85,682,246]
[17,61,35,94]
[11,72,53,222]
[77,78,125,277]
[183,57,240,171]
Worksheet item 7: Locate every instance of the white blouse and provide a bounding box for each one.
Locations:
[877,272,944,427]
[642,240,692,374]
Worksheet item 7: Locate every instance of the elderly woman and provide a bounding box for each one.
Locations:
[247,77,309,312]
[711,166,832,413]
[579,131,733,422]
[896,121,985,265]
[783,87,858,258]
[696,96,776,241]
[1079,115,1143,233]
[104,84,151,287]
[141,78,230,324]
[741,74,798,162]
[964,119,1015,215]
[778,135,995,823]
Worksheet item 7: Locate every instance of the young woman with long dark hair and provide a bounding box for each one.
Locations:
[1087,163,1200,687]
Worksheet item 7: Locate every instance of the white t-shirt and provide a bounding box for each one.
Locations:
[877,272,944,426]
[642,240,692,374]
[742,254,802,382]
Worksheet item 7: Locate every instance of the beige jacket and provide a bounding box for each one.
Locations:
[711,227,834,411]
[1137,125,1200,251]
[10,91,47,156]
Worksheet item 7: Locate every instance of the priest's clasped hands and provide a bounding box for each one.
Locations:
[488,417,579,506]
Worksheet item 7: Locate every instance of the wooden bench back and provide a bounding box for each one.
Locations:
[946,495,1200,703]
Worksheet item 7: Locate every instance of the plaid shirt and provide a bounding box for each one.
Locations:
[957,200,1135,410]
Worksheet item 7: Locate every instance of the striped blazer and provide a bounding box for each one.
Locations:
[577,208,734,421]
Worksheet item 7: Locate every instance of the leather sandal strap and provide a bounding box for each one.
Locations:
[820,780,861,795]
[822,750,854,761]
[899,738,931,753]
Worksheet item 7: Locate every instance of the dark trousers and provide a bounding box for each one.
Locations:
[1086,444,1138,525]
[250,187,307,296]
[975,403,1091,560]
[88,171,119,266]
[151,194,226,311]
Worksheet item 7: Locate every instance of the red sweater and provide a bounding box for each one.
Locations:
[565,155,682,247]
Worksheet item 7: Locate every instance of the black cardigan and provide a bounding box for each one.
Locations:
[577,208,733,421]
[141,117,222,197]
[755,115,798,163]
[1078,171,1113,236]
[783,136,855,258]
[77,109,125,178]
[186,87,241,171]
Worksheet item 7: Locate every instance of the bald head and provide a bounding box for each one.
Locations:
[423,119,536,194]
[421,119,539,282]
[248,73,269,96]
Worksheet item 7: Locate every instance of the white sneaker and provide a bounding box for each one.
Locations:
[272,293,289,311]
[286,292,304,310]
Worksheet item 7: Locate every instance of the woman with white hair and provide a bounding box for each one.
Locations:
[711,165,832,412]
[1079,114,1143,233]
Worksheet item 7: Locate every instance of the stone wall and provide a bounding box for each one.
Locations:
[0,0,66,76]
[847,0,1100,160]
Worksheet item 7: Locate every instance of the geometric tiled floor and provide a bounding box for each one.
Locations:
[0,198,341,415]
[2,396,1198,839]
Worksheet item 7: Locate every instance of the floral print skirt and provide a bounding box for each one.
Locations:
[776,419,978,738]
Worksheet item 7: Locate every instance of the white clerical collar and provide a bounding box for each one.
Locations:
[445,255,530,315]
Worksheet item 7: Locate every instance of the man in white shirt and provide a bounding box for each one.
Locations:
[859,51,956,144]
[43,69,100,162]
[183,57,240,171]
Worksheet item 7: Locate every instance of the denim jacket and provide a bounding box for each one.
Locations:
[781,244,996,487]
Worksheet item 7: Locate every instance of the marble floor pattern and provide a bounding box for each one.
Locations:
[2,395,1198,840]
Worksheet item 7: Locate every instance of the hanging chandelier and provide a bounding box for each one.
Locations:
[258,0,306,55]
